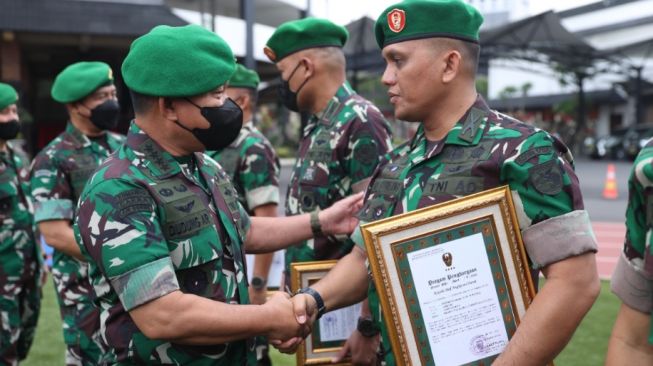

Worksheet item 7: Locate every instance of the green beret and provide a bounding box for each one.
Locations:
[0,83,18,110]
[264,18,348,62]
[228,64,260,90]
[51,61,114,103]
[122,25,235,97]
[375,0,484,48]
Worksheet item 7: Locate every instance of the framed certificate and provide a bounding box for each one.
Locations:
[361,186,539,366]
[291,260,358,366]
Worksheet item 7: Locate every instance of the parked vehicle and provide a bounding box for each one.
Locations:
[583,127,629,160]
[622,123,653,160]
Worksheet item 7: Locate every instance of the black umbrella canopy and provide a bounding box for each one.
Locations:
[480,11,600,70]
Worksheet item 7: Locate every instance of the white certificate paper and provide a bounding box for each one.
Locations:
[318,303,362,342]
[407,233,509,366]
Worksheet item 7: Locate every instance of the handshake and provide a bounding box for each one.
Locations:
[261,290,318,354]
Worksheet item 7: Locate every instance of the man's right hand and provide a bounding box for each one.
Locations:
[270,292,318,354]
[265,292,311,343]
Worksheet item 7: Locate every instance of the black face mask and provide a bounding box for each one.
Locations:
[176,98,243,151]
[86,99,120,130]
[0,119,19,140]
[278,62,309,112]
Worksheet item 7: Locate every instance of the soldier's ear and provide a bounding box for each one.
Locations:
[158,97,178,121]
[441,50,462,84]
[300,57,315,79]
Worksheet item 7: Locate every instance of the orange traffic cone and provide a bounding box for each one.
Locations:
[603,164,618,200]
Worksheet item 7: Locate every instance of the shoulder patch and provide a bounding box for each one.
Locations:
[114,188,154,219]
[516,146,553,165]
[354,142,379,165]
[528,160,562,195]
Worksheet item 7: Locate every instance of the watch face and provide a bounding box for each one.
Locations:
[358,318,379,337]
[251,277,266,289]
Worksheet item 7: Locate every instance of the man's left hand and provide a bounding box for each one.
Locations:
[332,330,380,365]
[320,192,365,235]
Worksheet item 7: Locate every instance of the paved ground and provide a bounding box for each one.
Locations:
[277,157,634,279]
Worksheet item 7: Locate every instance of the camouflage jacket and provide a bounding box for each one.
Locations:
[285,81,392,273]
[74,122,255,365]
[353,96,596,365]
[206,121,280,213]
[612,139,653,343]
[0,142,39,288]
[30,122,125,306]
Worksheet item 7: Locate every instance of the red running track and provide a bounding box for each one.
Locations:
[592,222,626,280]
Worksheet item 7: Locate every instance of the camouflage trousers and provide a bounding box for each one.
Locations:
[52,280,105,366]
[0,275,41,366]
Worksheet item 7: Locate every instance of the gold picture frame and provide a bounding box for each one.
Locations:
[361,186,539,366]
[290,260,355,366]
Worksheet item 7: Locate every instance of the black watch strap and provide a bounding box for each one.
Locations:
[357,316,380,337]
[296,287,326,319]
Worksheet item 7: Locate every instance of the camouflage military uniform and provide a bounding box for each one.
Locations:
[285,81,392,280]
[207,121,280,213]
[73,122,256,365]
[353,96,597,365]
[30,122,124,365]
[0,142,41,366]
[612,139,653,343]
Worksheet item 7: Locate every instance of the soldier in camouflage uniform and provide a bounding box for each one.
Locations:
[265,18,392,283]
[607,140,653,363]
[73,24,363,365]
[281,2,600,365]
[206,64,280,365]
[30,62,124,365]
[0,83,42,365]
[265,19,393,362]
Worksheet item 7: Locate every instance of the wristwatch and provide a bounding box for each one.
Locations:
[250,276,267,290]
[357,316,380,337]
[296,287,327,319]
[310,209,323,236]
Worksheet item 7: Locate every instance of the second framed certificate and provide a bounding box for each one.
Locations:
[290,260,359,366]
[361,186,538,366]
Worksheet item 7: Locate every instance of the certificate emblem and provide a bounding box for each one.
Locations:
[442,252,453,267]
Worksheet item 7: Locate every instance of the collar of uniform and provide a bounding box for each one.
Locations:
[408,95,490,155]
[242,120,255,131]
[125,122,181,179]
[313,81,356,126]
[226,120,254,150]
[64,122,92,149]
[443,95,490,147]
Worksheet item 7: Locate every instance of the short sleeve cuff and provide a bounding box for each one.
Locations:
[522,210,598,269]
[246,185,279,209]
[611,253,653,314]
[109,257,179,311]
[34,199,74,223]
[352,224,367,251]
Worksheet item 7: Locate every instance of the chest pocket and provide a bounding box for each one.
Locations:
[154,178,214,244]
[69,154,99,200]
[305,129,334,164]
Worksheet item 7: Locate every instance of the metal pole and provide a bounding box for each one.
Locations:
[576,72,586,150]
[209,0,216,32]
[198,0,206,28]
[635,66,643,124]
[240,0,255,69]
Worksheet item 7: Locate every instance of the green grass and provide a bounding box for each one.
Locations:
[23,280,65,365]
[23,280,620,365]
